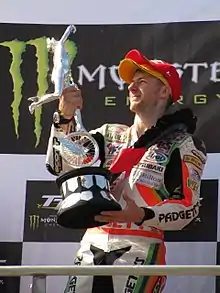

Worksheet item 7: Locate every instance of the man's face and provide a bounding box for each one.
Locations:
[128,70,169,113]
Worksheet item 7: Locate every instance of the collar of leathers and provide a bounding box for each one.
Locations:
[133,107,197,149]
[109,107,197,183]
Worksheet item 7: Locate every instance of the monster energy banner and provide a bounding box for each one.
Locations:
[1,21,220,154]
[24,180,85,242]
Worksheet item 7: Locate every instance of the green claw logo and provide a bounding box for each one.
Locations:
[29,214,40,230]
[0,37,77,147]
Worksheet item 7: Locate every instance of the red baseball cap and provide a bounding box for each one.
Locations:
[118,49,181,102]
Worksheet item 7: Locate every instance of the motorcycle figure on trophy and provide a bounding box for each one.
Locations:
[28,25,121,229]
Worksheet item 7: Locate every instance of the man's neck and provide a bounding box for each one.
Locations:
[133,111,164,137]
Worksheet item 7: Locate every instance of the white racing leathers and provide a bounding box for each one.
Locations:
[45,114,207,293]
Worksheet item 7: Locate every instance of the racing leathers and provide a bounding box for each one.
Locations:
[45,108,207,293]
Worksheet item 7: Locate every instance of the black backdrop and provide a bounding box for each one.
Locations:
[0,21,220,154]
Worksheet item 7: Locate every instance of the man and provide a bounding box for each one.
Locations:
[45,49,207,293]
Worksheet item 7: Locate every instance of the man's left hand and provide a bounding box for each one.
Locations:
[94,194,145,223]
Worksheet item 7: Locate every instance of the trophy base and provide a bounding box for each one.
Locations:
[57,196,121,229]
[56,166,122,229]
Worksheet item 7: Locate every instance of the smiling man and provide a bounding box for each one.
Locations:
[46,49,207,293]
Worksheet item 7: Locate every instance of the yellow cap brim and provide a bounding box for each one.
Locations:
[118,58,169,86]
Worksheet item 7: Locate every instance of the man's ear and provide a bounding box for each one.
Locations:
[160,84,171,100]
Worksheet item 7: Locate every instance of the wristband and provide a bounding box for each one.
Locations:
[53,110,74,128]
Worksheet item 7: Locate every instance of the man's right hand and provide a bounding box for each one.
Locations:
[58,84,83,119]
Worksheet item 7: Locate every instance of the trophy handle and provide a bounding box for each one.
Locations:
[74,109,86,132]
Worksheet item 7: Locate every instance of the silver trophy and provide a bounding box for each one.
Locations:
[28,25,121,229]
[28,25,100,168]
[28,25,76,114]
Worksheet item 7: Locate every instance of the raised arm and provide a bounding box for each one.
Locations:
[45,85,83,176]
